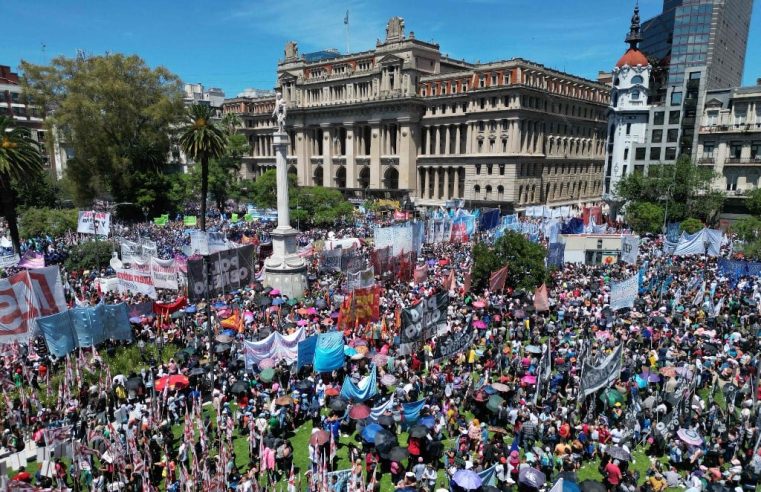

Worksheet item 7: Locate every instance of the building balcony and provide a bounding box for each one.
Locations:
[725,157,761,166]
[700,124,761,134]
[698,156,715,164]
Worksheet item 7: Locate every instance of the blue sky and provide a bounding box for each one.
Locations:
[2,0,759,96]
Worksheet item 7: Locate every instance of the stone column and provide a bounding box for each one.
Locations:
[428,168,435,198]
[443,166,450,200]
[444,125,451,155]
[433,167,440,199]
[321,124,332,187]
[434,126,441,156]
[345,123,357,188]
[294,126,308,186]
[455,125,461,154]
[398,121,417,192]
[369,120,382,189]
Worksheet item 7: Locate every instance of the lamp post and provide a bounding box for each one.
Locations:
[661,184,675,234]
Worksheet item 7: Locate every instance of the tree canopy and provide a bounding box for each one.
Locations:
[472,231,548,292]
[615,155,724,225]
[21,54,185,208]
[624,201,664,235]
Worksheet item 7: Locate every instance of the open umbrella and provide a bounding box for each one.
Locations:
[486,394,505,413]
[348,404,371,420]
[519,467,547,489]
[293,380,312,392]
[677,428,703,446]
[408,425,428,439]
[452,469,482,490]
[606,445,632,461]
[259,368,275,383]
[189,367,206,377]
[230,381,248,395]
[328,397,349,413]
[472,391,489,402]
[521,375,537,385]
[579,480,606,492]
[155,375,189,392]
[599,388,624,406]
[215,334,233,344]
[490,382,509,392]
[381,374,397,386]
[325,387,340,397]
[374,429,397,452]
[639,372,661,383]
[275,396,294,406]
[377,414,394,428]
[214,343,231,354]
[385,446,409,463]
[259,358,276,370]
[525,345,542,354]
[472,320,487,329]
[659,367,677,378]
[419,416,436,429]
[309,430,330,446]
[360,423,383,443]
[125,376,144,391]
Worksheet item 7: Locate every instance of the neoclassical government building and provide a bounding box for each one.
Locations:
[223,17,610,210]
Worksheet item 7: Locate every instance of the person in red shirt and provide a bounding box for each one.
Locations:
[604,459,623,491]
[12,466,32,482]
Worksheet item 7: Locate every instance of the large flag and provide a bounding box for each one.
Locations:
[610,274,638,311]
[620,235,640,264]
[489,265,509,292]
[693,280,706,306]
[183,215,197,227]
[579,344,623,398]
[533,284,549,312]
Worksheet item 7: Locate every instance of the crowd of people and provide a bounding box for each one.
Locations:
[1,207,761,492]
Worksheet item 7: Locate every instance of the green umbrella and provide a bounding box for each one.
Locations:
[260,368,275,383]
[171,311,186,320]
[287,298,299,306]
[182,346,197,355]
[599,388,625,406]
[486,394,505,413]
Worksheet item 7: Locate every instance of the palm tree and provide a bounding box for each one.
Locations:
[179,104,226,231]
[0,116,44,254]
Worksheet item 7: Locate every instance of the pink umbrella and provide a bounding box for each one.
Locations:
[595,331,611,340]
[306,307,318,315]
[521,375,537,385]
[472,301,486,309]
[297,320,309,326]
[472,320,487,329]
[259,358,276,369]
[269,289,281,296]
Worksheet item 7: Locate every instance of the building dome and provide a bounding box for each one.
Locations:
[616,48,648,68]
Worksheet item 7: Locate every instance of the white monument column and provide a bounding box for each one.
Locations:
[263,92,308,298]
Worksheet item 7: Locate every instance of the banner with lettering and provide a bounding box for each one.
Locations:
[399,292,448,355]
[77,211,111,235]
[610,274,638,311]
[432,330,476,361]
[187,245,255,301]
[0,252,19,269]
[0,266,67,343]
[620,235,640,264]
[120,240,141,265]
[579,344,623,397]
[115,268,157,299]
[150,257,178,290]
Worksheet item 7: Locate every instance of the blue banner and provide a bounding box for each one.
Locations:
[548,243,565,268]
[479,209,500,231]
[297,335,318,369]
[38,303,133,357]
[314,331,344,373]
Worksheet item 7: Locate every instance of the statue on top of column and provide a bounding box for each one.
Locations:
[272,92,287,134]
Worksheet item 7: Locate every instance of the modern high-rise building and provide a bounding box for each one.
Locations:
[224,17,610,211]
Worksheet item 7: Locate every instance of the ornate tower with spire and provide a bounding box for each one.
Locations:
[602,2,652,212]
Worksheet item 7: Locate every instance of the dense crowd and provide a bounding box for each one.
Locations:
[1,210,761,492]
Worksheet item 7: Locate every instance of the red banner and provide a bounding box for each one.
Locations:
[0,266,67,343]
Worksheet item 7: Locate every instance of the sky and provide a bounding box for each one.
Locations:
[2,0,759,97]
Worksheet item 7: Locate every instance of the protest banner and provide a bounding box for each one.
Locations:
[620,235,640,264]
[150,257,179,290]
[115,268,157,299]
[579,344,623,397]
[398,292,448,355]
[432,330,476,361]
[0,266,67,343]
[77,211,111,235]
[610,274,638,311]
[187,245,255,301]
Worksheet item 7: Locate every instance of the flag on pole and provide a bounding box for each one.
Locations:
[344,10,349,24]
[693,280,706,306]
[489,265,509,292]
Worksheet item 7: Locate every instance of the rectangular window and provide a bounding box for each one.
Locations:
[669,110,681,125]
[480,98,485,109]
[626,123,631,135]
[635,148,646,160]
[667,129,679,143]
[750,143,760,159]
[623,148,629,160]
[689,71,701,80]
[731,143,742,159]
[650,147,661,160]
[726,175,738,191]
[478,121,485,132]
[487,164,493,175]
[653,112,665,125]
[652,130,663,143]
[703,142,715,156]
[501,119,508,131]
[671,92,683,106]
[665,147,677,160]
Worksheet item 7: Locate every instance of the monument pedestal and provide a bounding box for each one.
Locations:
[263,131,308,299]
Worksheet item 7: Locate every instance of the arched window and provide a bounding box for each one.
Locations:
[335,166,346,188]
[631,90,640,100]
[517,185,523,203]
[313,166,323,186]
[612,91,618,108]
[287,165,297,177]
[497,185,504,200]
[631,75,643,85]
[383,167,398,190]
[474,185,481,199]
[358,167,370,189]
[485,185,492,200]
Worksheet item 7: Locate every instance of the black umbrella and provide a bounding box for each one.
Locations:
[328,397,348,413]
[374,429,397,452]
[383,446,408,462]
[606,445,631,462]
[125,376,144,391]
[293,380,313,393]
[481,487,500,492]
[408,425,428,439]
[257,296,272,307]
[230,381,248,395]
[189,367,206,377]
[214,343,231,354]
[377,414,395,428]
[702,343,719,355]
[174,351,189,362]
[579,480,607,492]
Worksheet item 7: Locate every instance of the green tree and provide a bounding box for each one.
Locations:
[179,104,227,231]
[0,116,45,253]
[21,54,185,207]
[250,169,298,209]
[615,155,724,224]
[19,208,78,239]
[625,201,664,234]
[293,187,354,227]
[64,240,116,271]
[745,188,761,216]
[733,216,761,243]
[472,231,547,292]
[679,217,704,234]
[12,169,63,209]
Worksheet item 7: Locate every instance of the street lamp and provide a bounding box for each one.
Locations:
[661,184,675,234]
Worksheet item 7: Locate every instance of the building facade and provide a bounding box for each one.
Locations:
[0,64,60,177]
[696,82,761,197]
[223,17,609,211]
